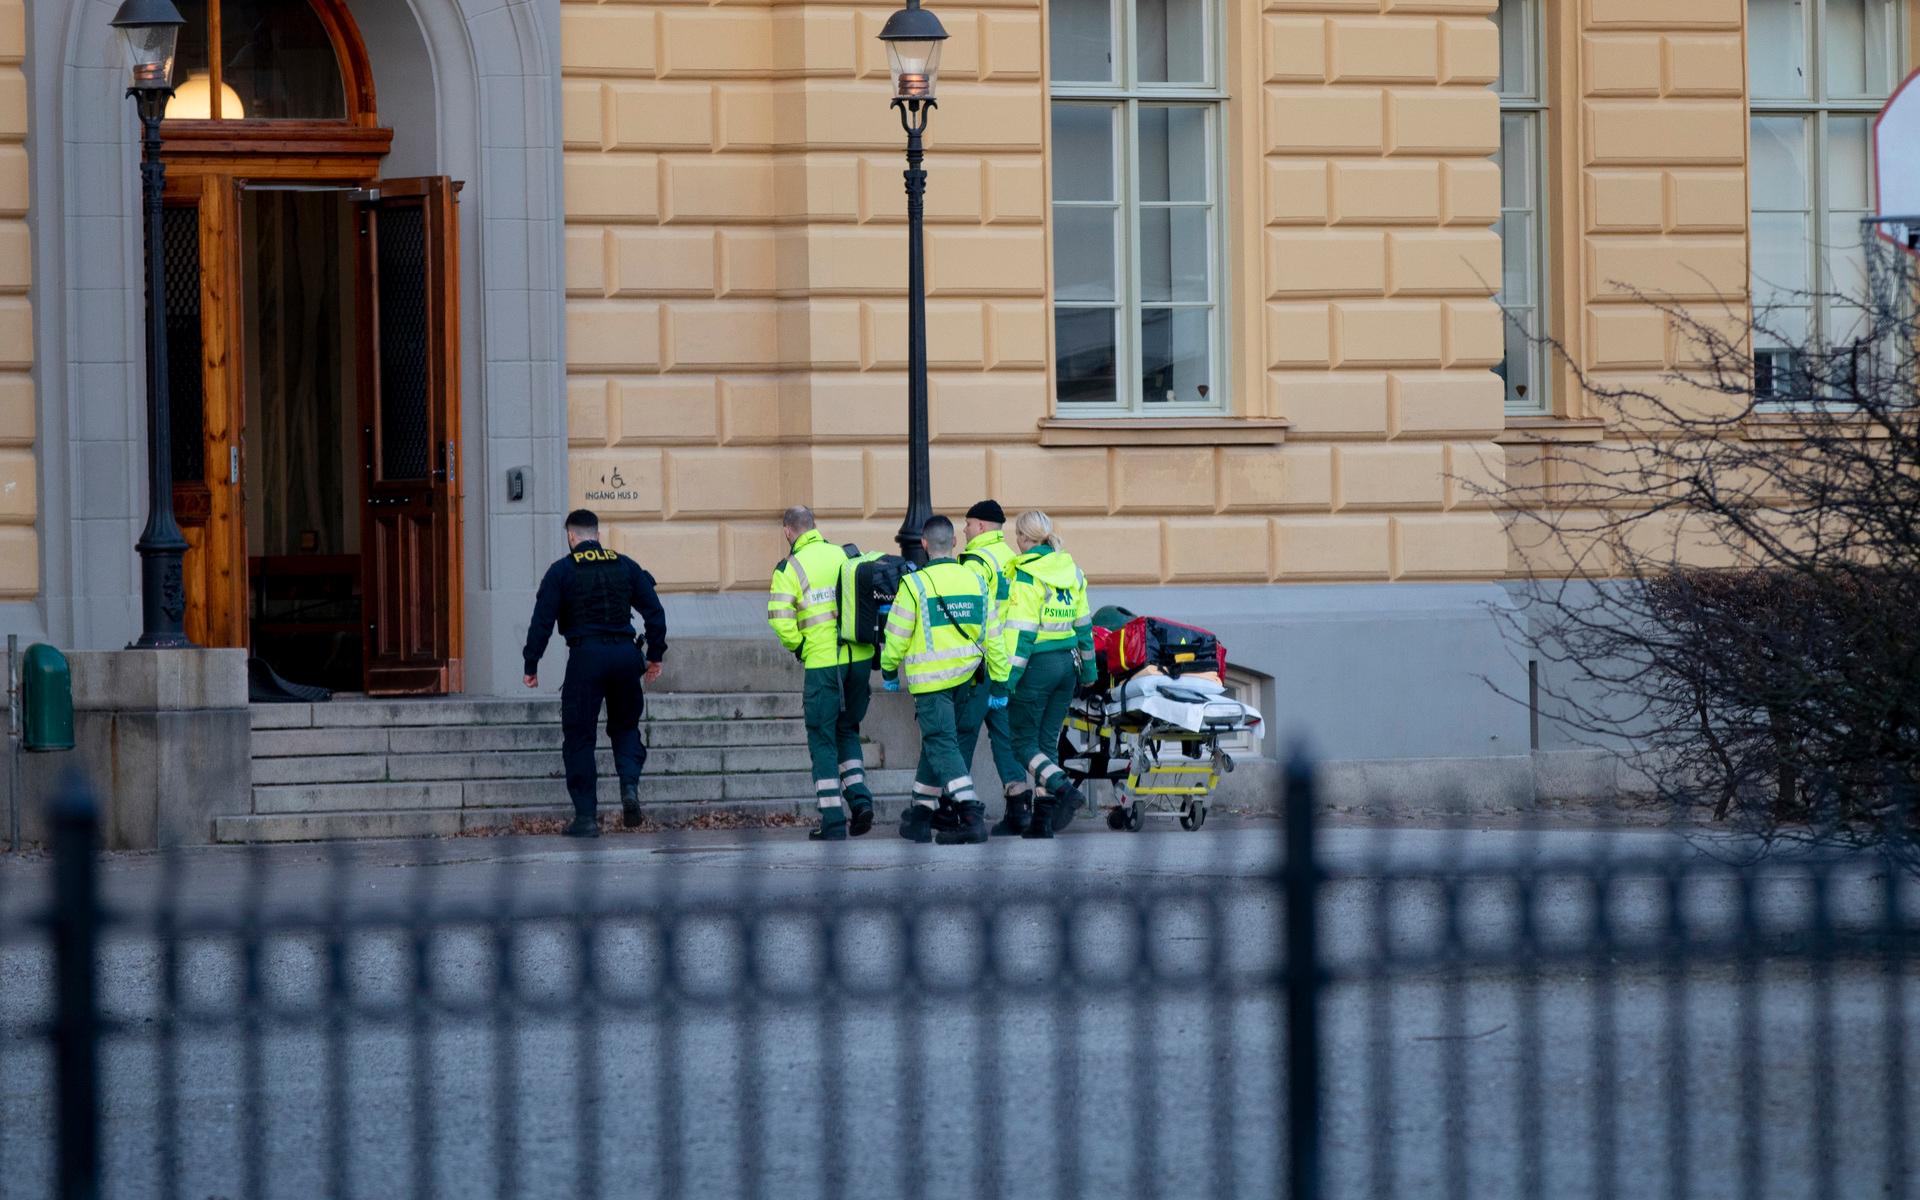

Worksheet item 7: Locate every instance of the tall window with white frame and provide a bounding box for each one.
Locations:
[1493,0,1550,415]
[1748,0,1900,397]
[1049,0,1226,414]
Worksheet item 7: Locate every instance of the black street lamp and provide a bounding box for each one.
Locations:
[112,0,194,649]
[878,0,947,566]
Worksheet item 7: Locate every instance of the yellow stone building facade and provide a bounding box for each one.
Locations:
[2,0,1912,764]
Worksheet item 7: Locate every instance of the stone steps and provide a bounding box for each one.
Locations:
[219,769,919,843]
[251,744,827,787]
[249,692,804,731]
[251,718,811,759]
[231,690,904,844]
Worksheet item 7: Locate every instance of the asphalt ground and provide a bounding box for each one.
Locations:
[0,818,1915,1200]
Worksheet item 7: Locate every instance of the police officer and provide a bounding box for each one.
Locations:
[880,515,1009,844]
[995,509,1096,838]
[768,506,876,841]
[523,509,668,838]
[957,499,1030,834]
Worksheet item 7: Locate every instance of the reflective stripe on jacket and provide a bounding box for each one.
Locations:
[999,545,1095,695]
[767,529,873,668]
[960,529,1018,652]
[878,559,1010,694]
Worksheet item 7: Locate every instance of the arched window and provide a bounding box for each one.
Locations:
[164,0,374,124]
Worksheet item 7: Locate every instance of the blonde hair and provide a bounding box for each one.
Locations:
[1013,509,1061,552]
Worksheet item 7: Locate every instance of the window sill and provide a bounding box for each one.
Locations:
[1493,416,1608,445]
[1037,417,1289,447]
[1740,411,1894,442]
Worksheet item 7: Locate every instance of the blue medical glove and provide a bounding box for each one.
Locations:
[882,677,901,693]
[987,694,1008,711]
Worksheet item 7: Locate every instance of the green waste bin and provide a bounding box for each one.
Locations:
[22,643,74,752]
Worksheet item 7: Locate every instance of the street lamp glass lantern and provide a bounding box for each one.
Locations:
[110,0,186,91]
[878,1,948,101]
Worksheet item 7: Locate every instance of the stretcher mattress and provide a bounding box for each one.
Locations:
[1105,673,1261,735]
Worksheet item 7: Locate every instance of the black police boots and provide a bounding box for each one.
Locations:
[1023,797,1056,839]
[898,804,934,843]
[564,814,600,838]
[620,781,642,829]
[936,801,989,845]
[991,790,1029,837]
[1052,783,1086,831]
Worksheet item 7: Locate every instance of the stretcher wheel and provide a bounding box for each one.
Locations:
[1105,806,1128,831]
[1180,802,1208,831]
[1125,801,1146,832]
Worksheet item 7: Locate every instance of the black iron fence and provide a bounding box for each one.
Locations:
[0,760,1914,1200]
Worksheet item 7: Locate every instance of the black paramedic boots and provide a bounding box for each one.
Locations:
[1052,783,1086,831]
[898,804,935,843]
[991,790,1030,837]
[936,801,989,845]
[1023,797,1056,839]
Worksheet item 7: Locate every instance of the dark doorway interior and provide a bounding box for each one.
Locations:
[242,188,362,693]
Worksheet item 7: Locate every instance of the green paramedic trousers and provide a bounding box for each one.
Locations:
[803,662,874,821]
[1008,650,1078,799]
[911,680,982,807]
[972,689,1026,795]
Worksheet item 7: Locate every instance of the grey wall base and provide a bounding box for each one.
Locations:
[1,649,251,850]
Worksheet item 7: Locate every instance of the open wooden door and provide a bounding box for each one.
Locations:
[357,177,463,695]
[166,174,247,650]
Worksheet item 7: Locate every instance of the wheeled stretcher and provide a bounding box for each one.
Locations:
[1057,671,1263,832]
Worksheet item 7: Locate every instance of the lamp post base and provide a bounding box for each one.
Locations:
[131,538,193,650]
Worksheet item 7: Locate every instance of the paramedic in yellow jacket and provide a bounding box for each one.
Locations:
[768,506,875,841]
[992,509,1097,838]
[958,498,1031,835]
[879,515,1011,844]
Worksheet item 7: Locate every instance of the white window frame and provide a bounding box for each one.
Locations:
[1048,0,1230,417]
[1494,0,1552,416]
[1747,0,1904,399]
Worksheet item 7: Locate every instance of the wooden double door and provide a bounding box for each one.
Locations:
[167,171,465,695]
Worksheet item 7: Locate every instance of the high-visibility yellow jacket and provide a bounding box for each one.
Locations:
[878,558,1010,694]
[767,529,873,668]
[961,529,1016,667]
[997,545,1095,695]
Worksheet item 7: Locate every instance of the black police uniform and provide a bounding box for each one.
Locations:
[522,541,668,822]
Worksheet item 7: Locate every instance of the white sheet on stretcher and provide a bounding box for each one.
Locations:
[1109,674,1261,735]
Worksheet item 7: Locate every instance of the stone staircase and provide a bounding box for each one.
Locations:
[218,691,910,843]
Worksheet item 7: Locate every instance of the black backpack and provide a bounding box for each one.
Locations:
[837,549,916,650]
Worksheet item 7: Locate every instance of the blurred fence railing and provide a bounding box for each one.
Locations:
[0,759,1913,1200]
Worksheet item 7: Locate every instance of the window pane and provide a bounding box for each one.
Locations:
[1748,0,1810,101]
[1499,211,1535,306]
[1749,117,1810,211]
[1753,212,1812,301]
[1135,0,1209,85]
[1050,0,1116,84]
[1824,0,1897,99]
[1755,307,1811,350]
[1057,308,1119,403]
[222,0,348,119]
[1137,107,1210,202]
[1139,308,1211,403]
[1140,207,1211,302]
[1827,116,1873,211]
[1053,207,1119,302]
[1051,105,1117,202]
[1500,114,1535,210]
[172,0,211,88]
[1500,312,1539,410]
[1494,0,1533,99]
[1824,212,1870,303]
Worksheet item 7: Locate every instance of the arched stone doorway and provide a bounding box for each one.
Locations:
[27,0,566,696]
